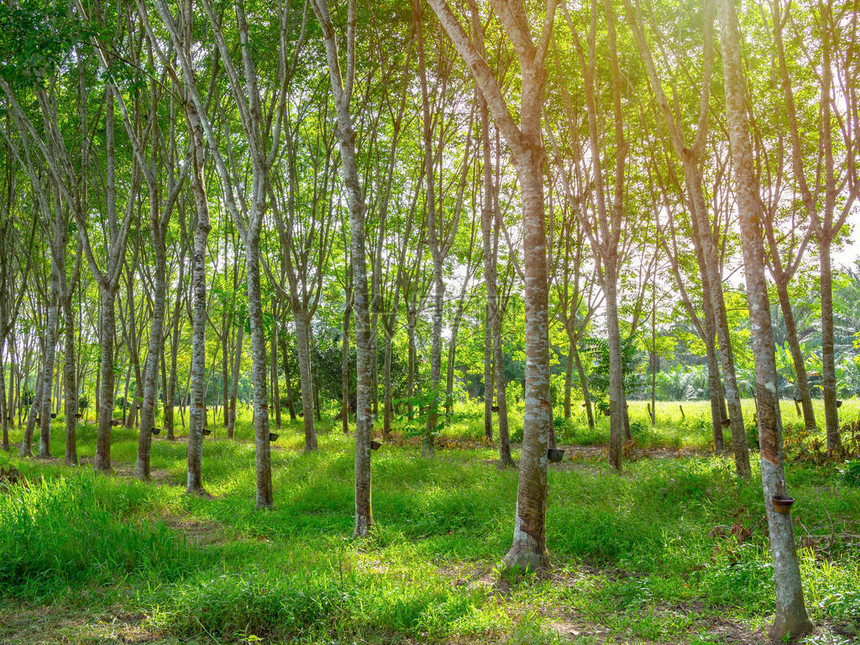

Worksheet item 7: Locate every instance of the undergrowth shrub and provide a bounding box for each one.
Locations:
[841,460,860,486]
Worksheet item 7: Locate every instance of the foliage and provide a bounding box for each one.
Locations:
[841,461,860,487]
[581,336,645,399]
[0,1,83,87]
[780,420,860,465]
[655,364,709,401]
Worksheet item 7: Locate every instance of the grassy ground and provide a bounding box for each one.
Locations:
[0,399,858,644]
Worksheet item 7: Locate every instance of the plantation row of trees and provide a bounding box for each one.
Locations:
[0,0,857,639]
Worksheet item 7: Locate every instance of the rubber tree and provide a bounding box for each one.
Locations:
[652,164,728,453]
[310,0,376,536]
[135,92,187,479]
[469,7,514,463]
[269,93,337,452]
[4,65,137,472]
[428,0,558,570]
[718,0,813,638]
[415,2,474,457]
[0,171,34,451]
[550,0,628,470]
[60,251,81,465]
[622,0,749,476]
[143,0,303,507]
[770,0,858,452]
[183,81,211,497]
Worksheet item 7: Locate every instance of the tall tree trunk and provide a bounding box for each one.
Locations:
[222,242,233,428]
[605,262,625,470]
[342,127,375,536]
[121,366,131,427]
[295,312,318,451]
[185,108,210,495]
[650,278,657,426]
[222,323,230,428]
[775,280,816,430]
[137,196,167,480]
[165,325,179,440]
[572,343,594,429]
[38,279,60,459]
[426,0,559,569]
[479,96,509,457]
[0,344,8,451]
[342,299,352,435]
[62,294,78,465]
[123,267,144,430]
[818,241,840,451]
[245,238,273,508]
[21,356,43,458]
[94,287,117,471]
[483,303,494,441]
[621,397,631,442]
[493,305,512,466]
[280,334,296,421]
[53,351,61,417]
[310,0,375,535]
[228,325,243,439]
[271,321,281,429]
[503,152,551,569]
[718,0,813,638]
[160,350,168,429]
[94,351,100,430]
[383,324,396,439]
[406,312,417,421]
[703,310,725,452]
[446,294,467,421]
[91,85,127,473]
[424,260,444,458]
[564,339,573,419]
[314,360,322,421]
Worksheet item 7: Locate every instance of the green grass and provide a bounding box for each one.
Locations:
[1,399,858,643]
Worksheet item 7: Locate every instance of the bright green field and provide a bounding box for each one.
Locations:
[0,399,858,644]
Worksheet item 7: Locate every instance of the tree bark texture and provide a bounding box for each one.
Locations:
[311,0,374,536]
[137,194,168,480]
[185,106,210,496]
[295,312,318,451]
[718,0,813,638]
[62,293,78,465]
[93,287,117,472]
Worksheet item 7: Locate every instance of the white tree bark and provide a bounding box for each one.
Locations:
[310,0,375,536]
